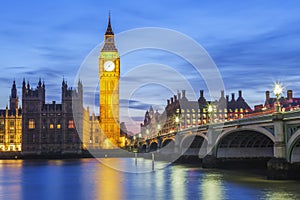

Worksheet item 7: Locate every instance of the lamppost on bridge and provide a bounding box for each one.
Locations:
[175,116,180,133]
[273,82,283,113]
[207,104,213,124]
[157,124,161,136]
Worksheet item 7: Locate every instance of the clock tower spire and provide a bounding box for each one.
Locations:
[105,11,114,35]
[99,13,121,148]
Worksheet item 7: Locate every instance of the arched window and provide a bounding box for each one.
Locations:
[29,119,35,129]
[68,120,75,129]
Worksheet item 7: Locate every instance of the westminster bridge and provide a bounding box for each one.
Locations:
[137,111,300,167]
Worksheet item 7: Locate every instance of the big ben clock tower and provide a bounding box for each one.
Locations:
[99,14,120,147]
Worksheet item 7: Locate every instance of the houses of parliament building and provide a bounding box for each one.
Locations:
[0,79,103,154]
[0,15,125,155]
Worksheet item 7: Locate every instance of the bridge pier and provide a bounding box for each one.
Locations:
[202,155,218,168]
[267,113,292,179]
[202,128,219,168]
[174,134,181,155]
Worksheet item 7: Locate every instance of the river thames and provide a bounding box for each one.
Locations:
[0,158,300,200]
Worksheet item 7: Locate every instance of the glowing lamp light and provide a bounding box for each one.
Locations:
[273,82,283,112]
[273,83,283,97]
[207,104,213,113]
[175,116,179,123]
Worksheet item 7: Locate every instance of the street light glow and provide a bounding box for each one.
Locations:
[273,82,284,113]
[175,116,179,123]
[273,82,283,97]
[207,104,213,113]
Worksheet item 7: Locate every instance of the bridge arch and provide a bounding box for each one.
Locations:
[287,129,300,163]
[141,144,147,153]
[215,126,275,158]
[161,138,175,148]
[149,141,158,152]
[180,132,208,157]
[159,138,176,154]
[216,126,275,145]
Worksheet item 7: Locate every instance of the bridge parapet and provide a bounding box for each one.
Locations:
[136,111,300,164]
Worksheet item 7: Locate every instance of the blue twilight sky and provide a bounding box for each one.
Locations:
[1,1,300,132]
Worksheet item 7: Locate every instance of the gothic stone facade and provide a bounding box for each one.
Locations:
[21,79,87,155]
[0,81,22,151]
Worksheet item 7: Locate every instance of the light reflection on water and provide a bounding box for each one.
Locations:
[0,158,299,200]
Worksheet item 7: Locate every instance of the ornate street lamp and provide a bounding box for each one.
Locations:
[207,104,213,124]
[175,116,180,133]
[273,82,283,112]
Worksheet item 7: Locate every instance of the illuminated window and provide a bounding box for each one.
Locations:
[57,124,61,129]
[0,120,4,131]
[9,121,14,130]
[29,119,35,129]
[50,124,54,129]
[68,120,75,129]
[9,135,14,143]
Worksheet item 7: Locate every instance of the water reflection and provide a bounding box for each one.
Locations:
[170,166,186,200]
[94,159,122,200]
[201,173,224,200]
[95,156,171,173]
[0,160,22,200]
[265,191,295,200]
[0,158,300,200]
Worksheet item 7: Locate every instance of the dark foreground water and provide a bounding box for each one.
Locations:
[0,158,300,200]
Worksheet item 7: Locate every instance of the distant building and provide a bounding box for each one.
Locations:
[0,81,22,151]
[140,106,163,138]
[253,90,300,113]
[141,89,252,136]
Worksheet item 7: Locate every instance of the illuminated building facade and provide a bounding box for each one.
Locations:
[141,90,252,136]
[140,106,163,138]
[253,89,300,114]
[99,15,121,147]
[0,81,22,151]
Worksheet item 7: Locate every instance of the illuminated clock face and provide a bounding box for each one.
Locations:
[106,37,112,42]
[104,61,115,71]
